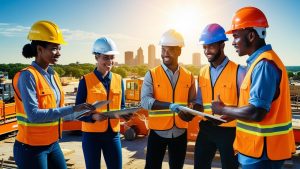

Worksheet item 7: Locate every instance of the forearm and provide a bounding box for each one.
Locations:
[151,100,171,110]
[193,103,204,112]
[221,104,267,122]
[75,78,94,122]
[26,106,74,123]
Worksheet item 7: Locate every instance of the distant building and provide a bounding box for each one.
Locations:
[148,44,155,68]
[125,51,134,66]
[136,47,144,65]
[192,52,201,67]
[154,58,161,67]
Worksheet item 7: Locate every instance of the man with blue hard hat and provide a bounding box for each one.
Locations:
[194,23,246,169]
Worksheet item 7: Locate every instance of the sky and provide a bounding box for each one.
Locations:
[0,0,300,66]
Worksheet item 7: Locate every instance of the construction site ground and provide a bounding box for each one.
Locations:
[1,132,300,169]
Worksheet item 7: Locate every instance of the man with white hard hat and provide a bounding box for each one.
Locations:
[141,29,200,169]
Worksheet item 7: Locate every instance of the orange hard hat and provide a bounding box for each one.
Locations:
[226,7,269,34]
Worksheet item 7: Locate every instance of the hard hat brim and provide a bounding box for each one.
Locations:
[225,30,233,34]
[199,38,228,45]
[102,51,119,55]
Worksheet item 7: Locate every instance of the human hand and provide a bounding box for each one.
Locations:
[220,115,235,122]
[92,113,108,121]
[120,113,134,121]
[211,95,225,115]
[205,116,224,126]
[178,111,195,122]
[73,103,95,112]
[169,103,180,113]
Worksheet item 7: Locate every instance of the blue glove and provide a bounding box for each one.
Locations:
[169,103,180,113]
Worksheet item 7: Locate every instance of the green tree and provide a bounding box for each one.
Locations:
[136,65,148,77]
[183,65,201,76]
[112,67,127,78]
[53,66,65,76]
[288,71,294,78]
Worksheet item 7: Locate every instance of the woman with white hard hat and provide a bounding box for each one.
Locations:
[75,37,131,169]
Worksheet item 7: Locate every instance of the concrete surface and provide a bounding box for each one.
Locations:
[1,132,300,169]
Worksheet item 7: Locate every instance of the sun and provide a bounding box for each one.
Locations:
[167,5,200,36]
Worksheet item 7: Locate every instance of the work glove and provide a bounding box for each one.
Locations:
[178,111,195,122]
[169,103,180,113]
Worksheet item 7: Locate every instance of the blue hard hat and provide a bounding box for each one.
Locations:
[92,37,119,55]
[199,23,228,45]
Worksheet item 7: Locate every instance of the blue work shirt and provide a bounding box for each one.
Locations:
[18,61,73,123]
[195,57,246,104]
[238,44,281,164]
[75,69,125,122]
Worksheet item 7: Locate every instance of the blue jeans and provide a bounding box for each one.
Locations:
[82,128,122,169]
[13,140,67,169]
[241,159,285,169]
[145,129,187,169]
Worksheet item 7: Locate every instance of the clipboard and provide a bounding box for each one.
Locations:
[75,100,110,119]
[178,106,227,123]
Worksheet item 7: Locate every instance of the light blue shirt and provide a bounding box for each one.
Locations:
[195,57,246,104]
[141,63,197,138]
[238,44,281,164]
[17,61,73,123]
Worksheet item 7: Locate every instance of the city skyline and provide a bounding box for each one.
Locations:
[1,0,299,66]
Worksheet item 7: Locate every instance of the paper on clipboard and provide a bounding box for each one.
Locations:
[178,106,227,123]
[75,100,110,119]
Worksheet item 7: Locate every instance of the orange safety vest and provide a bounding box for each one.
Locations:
[234,50,296,160]
[13,66,64,146]
[198,61,239,127]
[82,72,122,132]
[148,65,193,130]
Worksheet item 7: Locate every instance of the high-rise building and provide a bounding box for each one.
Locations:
[125,51,134,66]
[154,58,161,67]
[192,52,201,67]
[136,47,144,65]
[148,44,155,68]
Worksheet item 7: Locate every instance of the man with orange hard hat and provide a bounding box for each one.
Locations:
[211,6,296,169]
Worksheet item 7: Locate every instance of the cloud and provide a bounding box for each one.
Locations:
[0,23,29,37]
[0,22,140,42]
[62,29,140,42]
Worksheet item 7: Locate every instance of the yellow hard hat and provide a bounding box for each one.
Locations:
[28,20,67,45]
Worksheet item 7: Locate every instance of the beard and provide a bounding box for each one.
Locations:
[208,49,221,63]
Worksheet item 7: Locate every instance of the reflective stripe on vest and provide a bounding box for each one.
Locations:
[148,65,192,130]
[234,50,295,160]
[82,72,122,132]
[237,120,292,136]
[13,66,64,146]
[198,61,239,127]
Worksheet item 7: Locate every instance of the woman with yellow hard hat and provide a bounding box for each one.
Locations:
[12,20,95,169]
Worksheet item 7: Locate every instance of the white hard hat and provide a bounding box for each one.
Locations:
[159,29,184,47]
[92,37,119,55]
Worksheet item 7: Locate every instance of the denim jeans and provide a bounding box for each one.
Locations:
[82,128,122,169]
[14,140,67,169]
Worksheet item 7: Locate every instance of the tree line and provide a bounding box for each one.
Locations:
[0,63,201,79]
[3,63,299,80]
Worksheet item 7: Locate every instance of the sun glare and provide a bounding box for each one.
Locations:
[167,5,200,36]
